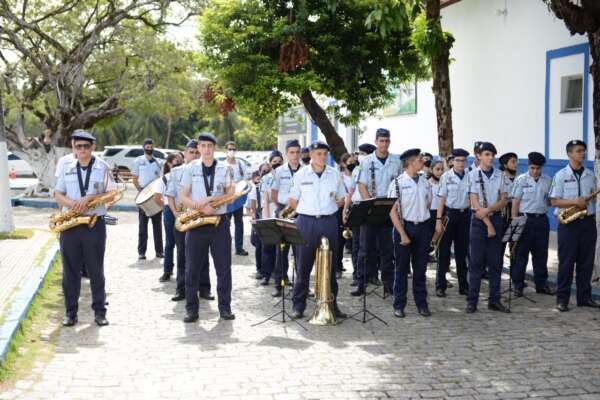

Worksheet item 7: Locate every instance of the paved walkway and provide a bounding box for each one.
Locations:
[1,209,600,399]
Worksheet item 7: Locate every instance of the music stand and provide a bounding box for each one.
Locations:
[501,216,533,310]
[251,218,307,330]
[347,197,396,325]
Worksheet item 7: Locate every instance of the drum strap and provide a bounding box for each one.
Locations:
[202,162,216,196]
[77,157,95,197]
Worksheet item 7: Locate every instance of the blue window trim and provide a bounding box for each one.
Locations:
[544,42,590,159]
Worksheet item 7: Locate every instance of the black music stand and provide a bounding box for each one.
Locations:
[251,218,307,330]
[348,197,396,325]
[501,216,533,310]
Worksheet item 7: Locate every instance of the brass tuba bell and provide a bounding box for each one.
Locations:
[309,236,337,325]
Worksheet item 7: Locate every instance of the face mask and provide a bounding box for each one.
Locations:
[358,155,366,163]
[347,163,357,172]
[272,162,282,169]
[506,167,517,175]
[145,149,153,155]
[302,157,311,164]
[424,160,432,168]
[227,150,236,158]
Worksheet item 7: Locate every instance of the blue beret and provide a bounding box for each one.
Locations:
[301,146,310,153]
[473,141,483,153]
[198,133,217,144]
[358,143,376,154]
[400,148,421,161]
[478,142,497,155]
[309,141,330,151]
[186,139,198,148]
[566,139,586,151]
[71,130,96,143]
[375,128,390,138]
[422,152,433,159]
[451,148,469,158]
[143,138,153,146]
[499,152,518,167]
[285,139,301,149]
[528,152,546,166]
[269,150,283,161]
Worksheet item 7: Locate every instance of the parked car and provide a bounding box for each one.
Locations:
[7,152,35,177]
[101,146,175,174]
[215,152,253,179]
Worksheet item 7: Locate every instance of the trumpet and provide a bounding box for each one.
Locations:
[557,188,600,224]
[428,215,449,255]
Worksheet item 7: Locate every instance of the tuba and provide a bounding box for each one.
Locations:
[175,181,252,232]
[49,188,125,233]
[428,215,449,255]
[557,188,600,224]
[309,236,337,325]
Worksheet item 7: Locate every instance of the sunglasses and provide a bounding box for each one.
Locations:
[75,143,92,150]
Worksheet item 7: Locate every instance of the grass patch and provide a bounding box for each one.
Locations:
[0,256,63,386]
[0,228,34,240]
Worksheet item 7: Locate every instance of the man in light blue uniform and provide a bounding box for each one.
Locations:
[466,142,510,314]
[180,133,235,322]
[54,130,111,327]
[550,140,599,312]
[510,152,554,297]
[352,128,401,296]
[224,141,249,256]
[270,139,302,297]
[435,148,471,297]
[389,149,432,318]
[288,141,347,319]
[166,140,213,302]
[132,138,163,260]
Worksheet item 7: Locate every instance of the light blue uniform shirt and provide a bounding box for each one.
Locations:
[166,164,185,208]
[394,172,431,223]
[549,165,596,216]
[289,165,346,216]
[271,163,302,205]
[350,167,363,203]
[226,159,247,183]
[512,172,551,214]
[179,159,233,215]
[55,157,112,216]
[468,167,509,209]
[438,168,470,209]
[358,153,402,198]
[132,155,161,188]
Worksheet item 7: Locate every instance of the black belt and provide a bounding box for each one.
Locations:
[404,218,430,226]
[298,213,336,219]
[446,207,469,213]
[520,213,546,218]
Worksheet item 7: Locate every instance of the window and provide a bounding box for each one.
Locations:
[8,153,19,161]
[125,149,144,158]
[561,75,583,112]
[103,148,123,157]
[153,150,165,159]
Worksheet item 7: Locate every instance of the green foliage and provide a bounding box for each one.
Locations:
[411,11,455,59]
[198,0,427,126]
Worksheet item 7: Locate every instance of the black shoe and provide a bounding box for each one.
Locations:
[94,316,109,326]
[514,288,524,298]
[220,311,235,320]
[171,293,185,302]
[459,288,467,296]
[81,270,89,279]
[183,313,198,323]
[536,286,555,295]
[159,273,171,282]
[394,309,405,318]
[271,288,283,298]
[156,253,164,259]
[199,292,215,301]
[350,279,358,287]
[488,302,510,313]
[291,309,303,319]
[466,304,477,313]
[62,315,78,327]
[578,299,600,308]
[260,277,270,286]
[235,249,249,256]
[368,277,382,286]
[350,287,364,297]
[556,303,569,312]
[417,306,431,317]
[447,282,454,289]
[481,271,489,280]
[435,289,446,298]
[383,286,393,296]
[255,272,264,280]
[333,306,347,319]
[138,255,146,261]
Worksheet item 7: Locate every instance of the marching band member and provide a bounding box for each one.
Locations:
[499,152,518,266]
[549,140,599,311]
[336,153,356,279]
[428,160,444,242]
[352,128,401,297]
[466,142,510,313]
[247,169,265,280]
[510,152,554,297]
[390,149,432,318]
[301,147,311,166]
[54,130,112,327]
[270,140,302,297]
[436,148,470,297]
[289,141,347,319]
[132,138,163,261]
[224,141,249,256]
[179,133,235,322]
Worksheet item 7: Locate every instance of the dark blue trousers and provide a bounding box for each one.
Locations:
[468,214,504,306]
[229,206,244,252]
[511,214,550,290]
[556,216,597,306]
[138,208,163,257]
[174,229,211,296]
[250,228,263,274]
[393,220,432,311]
[357,224,394,290]
[292,214,339,313]
[273,204,295,288]
[437,209,470,292]
[261,244,276,279]
[59,218,107,318]
[351,225,361,280]
[185,217,232,315]
[163,206,175,274]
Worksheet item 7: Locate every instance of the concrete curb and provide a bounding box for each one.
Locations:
[11,198,138,212]
[0,243,60,362]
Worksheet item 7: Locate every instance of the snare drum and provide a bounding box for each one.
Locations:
[135,177,163,217]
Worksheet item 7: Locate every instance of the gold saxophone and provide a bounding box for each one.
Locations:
[277,204,297,220]
[309,236,337,325]
[175,181,251,232]
[49,188,125,233]
[428,215,449,255]
[557,188,600,224]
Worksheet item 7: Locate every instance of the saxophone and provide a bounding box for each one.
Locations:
[309,236,337,325]
[49,188,125,233]
[175,181,251,232]
[557,188,600,224]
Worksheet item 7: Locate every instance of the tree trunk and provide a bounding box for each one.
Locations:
[299,90,348,163]
[427,0,454,157]
[165,117,172,148]
[589,29,600,281]
[11,146,70,197]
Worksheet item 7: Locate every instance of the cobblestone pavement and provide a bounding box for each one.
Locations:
[2,209,600,400]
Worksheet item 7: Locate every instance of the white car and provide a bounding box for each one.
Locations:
[215,151,253,179]
[7,152,35,177]
[101,146,176,174]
